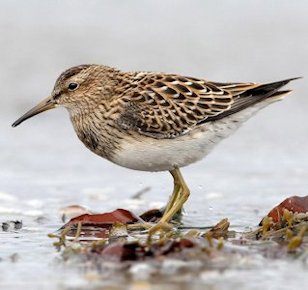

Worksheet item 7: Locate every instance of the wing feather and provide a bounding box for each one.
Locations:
[116,73,288,139]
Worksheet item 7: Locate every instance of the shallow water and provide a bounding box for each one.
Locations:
[1,1,308,289]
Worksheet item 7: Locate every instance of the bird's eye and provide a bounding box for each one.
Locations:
[68,83,79,91]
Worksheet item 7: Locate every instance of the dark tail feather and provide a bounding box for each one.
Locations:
[267,89,292,99]
[244,77,301,98]
[205,77,300,122]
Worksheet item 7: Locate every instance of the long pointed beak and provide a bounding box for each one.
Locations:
[12,96,56,127]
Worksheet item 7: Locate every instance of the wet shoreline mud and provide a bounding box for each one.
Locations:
[41,196,307,285]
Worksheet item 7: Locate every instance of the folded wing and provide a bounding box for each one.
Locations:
[117,73,297,139]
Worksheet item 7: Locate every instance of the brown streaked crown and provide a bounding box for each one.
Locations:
[55,64,92,85]
[51,64,121,108]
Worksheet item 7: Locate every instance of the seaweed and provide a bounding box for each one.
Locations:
[48,195,308,271]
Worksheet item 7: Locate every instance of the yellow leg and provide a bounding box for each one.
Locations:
[148,167,190,237]
[163,172,181,215]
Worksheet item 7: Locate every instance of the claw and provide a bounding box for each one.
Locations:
[127,222,152,231]
[147,222,174,243]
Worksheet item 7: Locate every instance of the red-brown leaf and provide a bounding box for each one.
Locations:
[101,242,141,262]
[65,208,140,227]
[265,195,308,223]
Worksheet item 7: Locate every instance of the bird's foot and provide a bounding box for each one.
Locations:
[127,221,176,244]
[127,222,152,231]
[147,222,174,243]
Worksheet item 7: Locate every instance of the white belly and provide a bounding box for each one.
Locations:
[112,119,241,171]
[112,100,276,172]
[112,132,211,172]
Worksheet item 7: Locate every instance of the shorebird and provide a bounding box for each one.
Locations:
[12,65,298,233]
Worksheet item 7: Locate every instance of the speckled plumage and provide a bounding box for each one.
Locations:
[12,64,298,231]
[41,64,294,171]
[13,64,297,169]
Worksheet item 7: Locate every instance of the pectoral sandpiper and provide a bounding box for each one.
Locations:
[12,64,298,234]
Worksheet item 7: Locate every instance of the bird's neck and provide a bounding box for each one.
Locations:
[68,105,122,160]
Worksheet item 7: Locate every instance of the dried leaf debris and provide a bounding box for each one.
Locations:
[49,195,308,267]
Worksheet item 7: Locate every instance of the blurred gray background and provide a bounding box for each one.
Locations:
[1,0,308,217]
[1,1,308,289]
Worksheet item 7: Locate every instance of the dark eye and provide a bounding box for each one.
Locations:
[68,83,79,91]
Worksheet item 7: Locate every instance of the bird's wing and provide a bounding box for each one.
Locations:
[116,72,279,139]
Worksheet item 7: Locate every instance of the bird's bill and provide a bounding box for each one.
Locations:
[12,96,56,127]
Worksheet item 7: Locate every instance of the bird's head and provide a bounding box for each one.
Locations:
[12,64,118,127]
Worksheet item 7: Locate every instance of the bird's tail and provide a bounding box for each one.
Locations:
[206,77,300,122]
[246,77,301,101]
